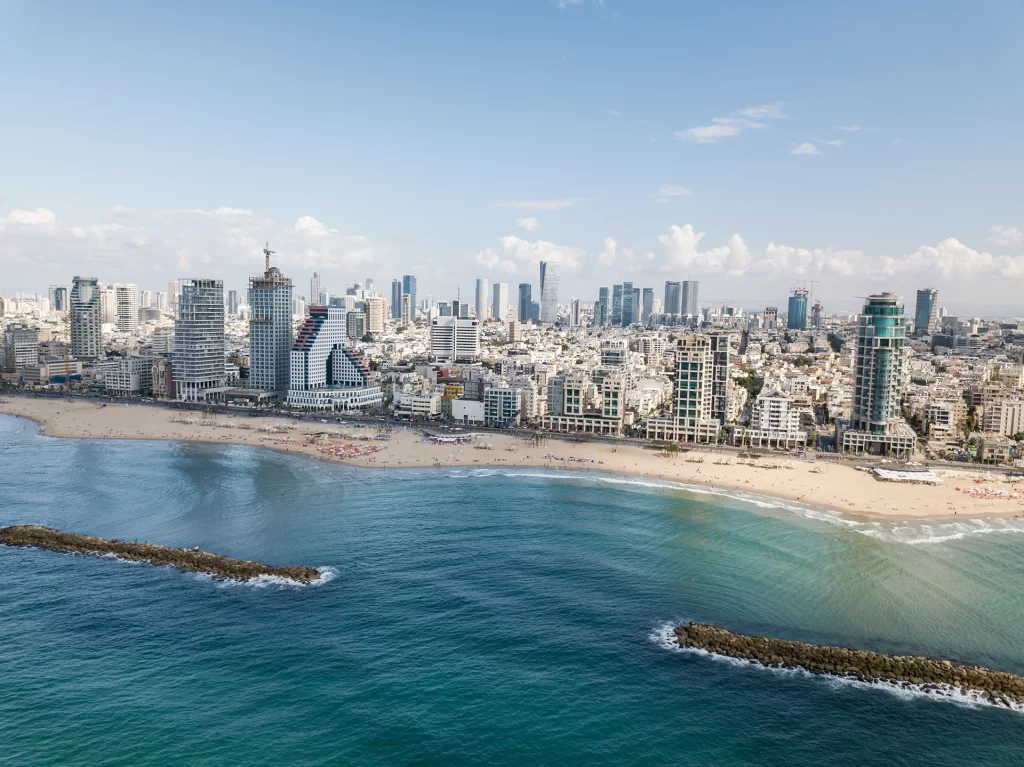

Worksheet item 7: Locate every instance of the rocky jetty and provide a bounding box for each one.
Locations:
[0,525,322,583]
[675,622,1024,708]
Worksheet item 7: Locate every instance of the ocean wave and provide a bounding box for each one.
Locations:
[210,565,339,589]
[650,622,1023,713]
[855,517,1024,545]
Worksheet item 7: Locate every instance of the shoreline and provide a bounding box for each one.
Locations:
[3,397,1023,524]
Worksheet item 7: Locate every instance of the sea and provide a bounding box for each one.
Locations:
[1,413,1023,766]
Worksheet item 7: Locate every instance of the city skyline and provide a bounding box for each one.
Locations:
[1,2,1022,314]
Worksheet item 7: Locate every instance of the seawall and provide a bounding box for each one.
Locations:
[674,622,1024,707]
[0,525,322,583]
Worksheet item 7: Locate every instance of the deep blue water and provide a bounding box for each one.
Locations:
[2,413,1023,766]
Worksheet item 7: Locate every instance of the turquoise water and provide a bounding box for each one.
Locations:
[1,413,1023,766]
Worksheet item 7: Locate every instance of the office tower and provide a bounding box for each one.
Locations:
[811,301,824,330]
[530,300,540,322]
[173,279,226,401]
[681,281,699,317]
[2,325,39,372]
[621,282,634,325]
[310,273,321,306]
[595,287,609,326]
[492,282,509,321]
[69,276,102,360]
[569,298,581,328]
[429,316,481,362]
[437,302,452,317]
[391,279,403,319]
[645,335,719,443]
[539,261,559,323]
[248,256,294,394]
[156,292,168,313]
[475,277,489,321]
[401,293,412,324]
[318,288,330,307]
[518,283,532,322]
[402,275,417,321]
[709,333,731,426]
[168,280,181,318]
[227,290,239,316]
[113,284,139,332]
[611,284,624,326]
[764,307,778,330]
[633,287,640,321]
[365,278,374,294]
[48,286,68,313]
[642,288,653,323]
[914,288,938,338]
[451,298,461,320]
[365,296,387,334]
[841,293,914,456]
[347,311,367,340]
[787,288,808,330]
[663,281,682,316]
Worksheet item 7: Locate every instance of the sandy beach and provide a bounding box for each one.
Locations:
[2,396,1022,522]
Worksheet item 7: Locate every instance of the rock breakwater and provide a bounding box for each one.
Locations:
[0,525,322,583]
[674,622,1024,708]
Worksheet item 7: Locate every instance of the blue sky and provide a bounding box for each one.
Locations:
[2,0,1022,313]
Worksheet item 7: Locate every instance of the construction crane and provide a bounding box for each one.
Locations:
[263,242,275,273]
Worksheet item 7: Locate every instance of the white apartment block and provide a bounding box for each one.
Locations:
[646,335,721,443]
[430,316,480,363]
[100,355,154,396]
[732,389,807,448]
[114,284,139,332]
[248,265,294,394]
[484,387,522,428]
[982,400,1024,438]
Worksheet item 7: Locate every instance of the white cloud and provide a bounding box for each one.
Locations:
[836,125,862,132]
[598,237,617,266]
[815,138,845,148]
[293,216,331,237]
[656,225,751,276]
[790,142,821,155]
[652,184,693,203]
[516,216,542,232]
[987,225,1023,247]
[475,235,586,276]
[5,208,57,226]
[676,103,785,144]
[495,198,588,211]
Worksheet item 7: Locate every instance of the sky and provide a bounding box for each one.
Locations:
[1,0,1022,315]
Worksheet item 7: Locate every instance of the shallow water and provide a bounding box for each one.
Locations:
[1,414,1023,766]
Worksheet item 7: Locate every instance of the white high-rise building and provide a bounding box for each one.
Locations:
[429,316,480,362]
[491,282,509,321]
[173,279,227,401]
[248,260,294,394]
[475,278,489,321]
[286,305,383,411]
[114,284,139,332]
[70,276,102,360]
[365,296,388,334]
[645,335,721,443]
[168,281,181,317]
[310,272,321,304]
[99,286,117,325]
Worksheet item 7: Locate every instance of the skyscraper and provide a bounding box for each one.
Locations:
[227,290,239,316]
[475,277,489,321]
[402,275,417,321]
[596,287,609,326]
[621,282,634,325]
[168,280,181,318]
[248,254,294,394]
[841,293,915,457]
[491,282,509,321]
[114,284,139,332]
[787,288,808,330]
[48,286,67,313]
[645,335,721,443]
[638,286,655,323]
[681,281,699,317]
[518,283,532,322]
[709,332,731,426]
[569,298,581,328]
[310,273,321,305]
[173,279,226,401]
[664,281,682,316]
[69,276,102,360]
[391,279,403,319]
[914,288,938,337]
[611,284,623,326]
[811,301,824,330]
[539,261,559,323]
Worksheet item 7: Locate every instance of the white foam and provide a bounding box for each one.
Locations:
[212,565,339,589]
[650,622,1023,712]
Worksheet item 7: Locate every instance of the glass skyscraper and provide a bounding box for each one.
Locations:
[539,261,559,323]
[518,283,532,323]
[914,288,938,337]
[787,289,808,330]
[664,281,682,315]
